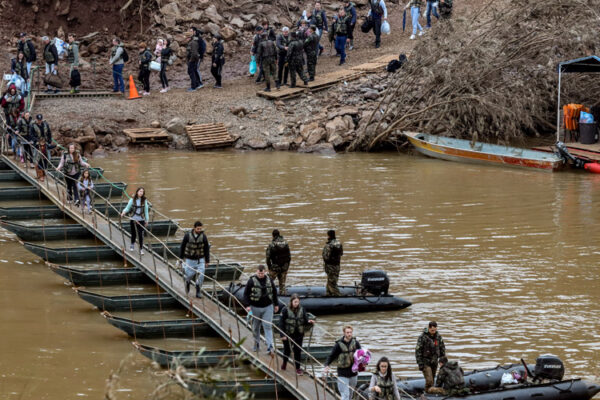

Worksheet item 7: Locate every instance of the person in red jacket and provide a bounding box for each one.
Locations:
[1,84,25,120]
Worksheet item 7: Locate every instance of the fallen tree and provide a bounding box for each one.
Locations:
[349,0,600,151]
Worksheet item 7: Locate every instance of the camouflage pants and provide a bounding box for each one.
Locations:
[423,364,438,392]
[306,53,317,79]
[324,263,341,296]
[289,61,307,86]
[262,58,276,88]
[268,263,289,294]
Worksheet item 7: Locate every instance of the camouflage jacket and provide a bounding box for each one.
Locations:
[266,236,291,268]
[415,328,446,367]
[303,33,319,55]
[322,239,343,265]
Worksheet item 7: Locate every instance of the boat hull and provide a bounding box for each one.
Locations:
[0,220,177,241]
[0,202,125,220]
[0,167,103,181]
[227,283,412,315]
[0,182,126,200]
[24,241,181,263]
[51,263,243,285]
[134,342,333,368]
[405,132,563,171]
[101,312,216,338]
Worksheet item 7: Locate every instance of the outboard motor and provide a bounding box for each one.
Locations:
[533,355,564,382]
[555,141,588,169]
[360,270,389,296]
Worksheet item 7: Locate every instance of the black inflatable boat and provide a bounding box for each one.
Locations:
[225,270,411,315]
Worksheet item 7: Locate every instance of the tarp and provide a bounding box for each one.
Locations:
[558,56,600,73]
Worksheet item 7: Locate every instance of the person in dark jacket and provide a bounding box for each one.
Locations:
[368,0,388,48]
[66,33,80,93]
[186,29,201,91]
[256,31,277,92]
[433,356,468,396]
[211,34,225,88]
[304,25,320,81]
[265,229,291,294]
[1,84,24,120]
[17,111,34,168]
[332,8,351,65]
[275,27,290,88]
[324,325,362,400]
[279,294,314,374]
[42,36,59,93]
[344,2,357,50]
[251,26,265,83]
[17,33,36,76]
[179,221,210,298]
[287,32,309,88]
[415,321,446,393]
[192,27,206,88]
[243,265,279,353]
[159,39,172,93]
[137,42,152,95]
[11,52,28,82]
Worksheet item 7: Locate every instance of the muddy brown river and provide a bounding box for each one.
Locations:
[1,151,599,399]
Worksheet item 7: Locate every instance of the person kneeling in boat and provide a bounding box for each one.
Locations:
[323,229,343,296]
[279,293,314,375]
[266,229,291,295]
[324,325,362,400]
[368,356,401,400]
[429,356,470,396]
[244,265,279,353]
[179,221,210,298]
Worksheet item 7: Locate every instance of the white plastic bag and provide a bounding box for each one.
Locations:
[7,74,25,93]
[150,61,161,72]
[501,372,518,385]
[382,20,391,35]
[53,37,66,57]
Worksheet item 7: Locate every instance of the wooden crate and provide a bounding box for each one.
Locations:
[185,123,235,150]
[123,128,171,144]
[257,86,306,100]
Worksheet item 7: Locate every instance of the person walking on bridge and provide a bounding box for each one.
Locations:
[266,229,291,294]
[56,143,89,206]
[121,187,150,255]
[244,265,279,354]
[279,293,314,374]
[415,321,446,393]
[324,325,362,400]
[179,221,210,298]
[323,229,343,296]
[368,356,401,400]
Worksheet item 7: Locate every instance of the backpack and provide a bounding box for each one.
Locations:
[121,47,129,63]
[199,37,207,59]
[70,69,81,87]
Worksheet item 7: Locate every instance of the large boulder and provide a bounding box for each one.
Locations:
[220,26,237,41]
[98,133,112,146]
[327,106,359,120]
[160,2,181,18]
[325,116,347,136]
[230,17,245,29]
[306,127,326,145]
[204,22,221,37]
[113,135,130,147]
[204,4,223,24]
[165,117,186,135]
[273,140,291,151]
[197,0,211,9]
[183,11,203,22]
[298,142,336,154]
[300,121,319,140]
[247,137,268,149]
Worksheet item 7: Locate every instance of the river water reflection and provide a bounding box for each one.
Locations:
[1,150,599,399]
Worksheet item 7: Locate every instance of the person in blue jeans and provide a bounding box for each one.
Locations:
[405,0,425,40]
[425,0,440,28]
[332,8,351,65]
[244,265,279,354]
[109,38,125,93]
[179,221,210,298]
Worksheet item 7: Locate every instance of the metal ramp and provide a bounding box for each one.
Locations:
[0,153,340,400]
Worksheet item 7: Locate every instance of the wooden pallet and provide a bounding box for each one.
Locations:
[33,91,122,99]
[257,86,306,100]
[123,128,171,144]
[185,123,235,150]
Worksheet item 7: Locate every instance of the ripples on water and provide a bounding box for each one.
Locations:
[1,151,599,399]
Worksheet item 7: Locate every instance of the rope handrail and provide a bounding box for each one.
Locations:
[0,121,370,400]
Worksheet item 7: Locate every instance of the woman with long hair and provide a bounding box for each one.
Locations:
[56,143,89,206]
[278,293,314,375]
[368,356,401,400]
[121,187,150,254]
[159,39,172,93]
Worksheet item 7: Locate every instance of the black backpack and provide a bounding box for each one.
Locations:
[386,54,407,73]
[70,69,81,87]
[121,47,129,63]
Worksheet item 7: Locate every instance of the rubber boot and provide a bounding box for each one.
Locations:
[195,284,202,298]
[265,83,271,92]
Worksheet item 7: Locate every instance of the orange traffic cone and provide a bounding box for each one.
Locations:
[127,75,141,100]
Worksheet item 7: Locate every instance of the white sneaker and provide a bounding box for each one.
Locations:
[142,91,150,96]
[159,88,167,93]
[129,244,135,251]
[140,249,145,255]
[419,30,425,36]
[410,34,416,40]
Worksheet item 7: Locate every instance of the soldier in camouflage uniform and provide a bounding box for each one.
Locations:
[266,229,291,294]
[415,321,446,393]
[303,25,319,81]
[256,31,277,92]
[322,229,343,296]
[287,32,309,88]
[432,356,470,396]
